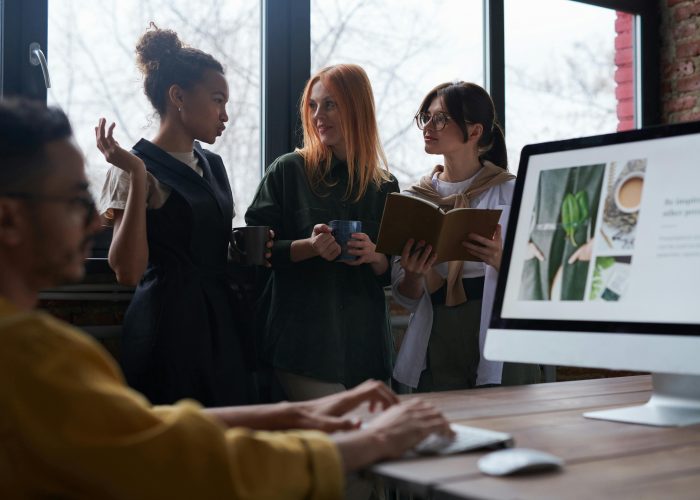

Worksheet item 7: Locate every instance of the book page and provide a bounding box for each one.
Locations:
[436,208,502,262]
[375,193,443,256]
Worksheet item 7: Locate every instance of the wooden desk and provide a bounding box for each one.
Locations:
[367,376,700,499]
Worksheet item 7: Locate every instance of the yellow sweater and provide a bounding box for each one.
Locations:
[0,298,343,499]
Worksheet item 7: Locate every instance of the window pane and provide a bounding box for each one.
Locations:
[47,1,261,225]
[505,0,627,172]
[311,0,483,187]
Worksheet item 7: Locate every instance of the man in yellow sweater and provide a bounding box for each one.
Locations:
[0,99,451,499]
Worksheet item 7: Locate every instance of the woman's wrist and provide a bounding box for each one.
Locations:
[369,253,388,275]
[332,428,386,472]
[127,165,147,188]
[290,237,317,262]
[403,270,425,286]
[206,402,303,430]
[397,271,424,299]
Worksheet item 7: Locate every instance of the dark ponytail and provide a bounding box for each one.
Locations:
[482,121,507,168]
[135,23,224,116]
[417,81,508,170]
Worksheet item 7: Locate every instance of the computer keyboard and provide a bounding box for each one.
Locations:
[412,423,514,456]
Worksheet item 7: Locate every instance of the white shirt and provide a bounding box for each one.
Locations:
[431,170,488,279]
[391,176,515,387]
[99,151,236,220]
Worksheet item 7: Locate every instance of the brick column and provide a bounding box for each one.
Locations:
[615,12,635,131]
[661,0,700,123]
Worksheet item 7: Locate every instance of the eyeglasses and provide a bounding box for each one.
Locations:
[415,111,472,131]
[415,111,451,131]
[0,191,97,227]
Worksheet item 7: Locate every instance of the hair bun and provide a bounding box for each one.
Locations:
[136,24,183,72]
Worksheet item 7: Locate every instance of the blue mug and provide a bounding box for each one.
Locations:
[329,220,362,261]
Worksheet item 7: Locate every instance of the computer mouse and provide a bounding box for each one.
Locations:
[477,448,564,476]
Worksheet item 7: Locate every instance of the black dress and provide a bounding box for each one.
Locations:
[119,139,251,406]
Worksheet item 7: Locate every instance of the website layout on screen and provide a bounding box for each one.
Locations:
[502,133,700,324]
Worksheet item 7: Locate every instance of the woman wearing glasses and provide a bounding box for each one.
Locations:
[95,26,257,406]
[391,81,540,392]
[245,64,399,400]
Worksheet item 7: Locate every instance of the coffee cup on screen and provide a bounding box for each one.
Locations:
[329,220,362,261]
[614,172,644,213]
[230,226,270,266]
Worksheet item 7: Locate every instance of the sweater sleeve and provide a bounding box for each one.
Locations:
[390,256,424,313]
[3,313,343,500]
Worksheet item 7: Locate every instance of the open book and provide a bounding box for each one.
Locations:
[375,192,502,264]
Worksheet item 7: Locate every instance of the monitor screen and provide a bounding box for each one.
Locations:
[485,122,700,426]
[493,122,700,335]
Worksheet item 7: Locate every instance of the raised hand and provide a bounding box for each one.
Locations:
[95,118,145,175]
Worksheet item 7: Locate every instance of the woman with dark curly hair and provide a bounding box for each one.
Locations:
[96,25,255,406]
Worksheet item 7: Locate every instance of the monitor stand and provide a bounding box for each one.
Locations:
[584,373,700,427]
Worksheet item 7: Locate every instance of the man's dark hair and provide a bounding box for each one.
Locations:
[0,98,73,192]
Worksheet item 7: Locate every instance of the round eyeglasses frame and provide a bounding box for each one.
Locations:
[414,111,473,132]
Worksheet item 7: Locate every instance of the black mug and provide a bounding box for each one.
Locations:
[230,226,270,266]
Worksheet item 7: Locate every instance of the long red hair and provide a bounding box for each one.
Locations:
[296,64,391,201]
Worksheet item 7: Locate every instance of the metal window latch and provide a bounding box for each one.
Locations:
[29,42,51,89]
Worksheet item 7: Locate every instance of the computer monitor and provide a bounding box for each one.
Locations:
[485,121,700,427]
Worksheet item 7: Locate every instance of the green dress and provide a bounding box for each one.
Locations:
[245,152,400,387]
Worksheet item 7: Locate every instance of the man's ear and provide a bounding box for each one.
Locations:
[0,200,26,246]
[168,84,186,111]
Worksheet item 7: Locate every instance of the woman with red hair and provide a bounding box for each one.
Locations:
[246,64,399,400]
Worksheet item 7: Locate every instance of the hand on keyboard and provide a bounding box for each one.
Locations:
[412,423,514,456]
[414,431,456,454]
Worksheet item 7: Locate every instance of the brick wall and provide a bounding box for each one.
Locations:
[661,0,700,122]
[616,12,635,130]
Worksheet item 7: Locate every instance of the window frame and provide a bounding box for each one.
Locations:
[261,0,310,171]
[486,0,659,132]
[1,0,659,164]
[1,0,47,100]
[576,0,660,128]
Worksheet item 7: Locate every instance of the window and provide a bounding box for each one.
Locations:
[504,0,622,171]
[2,1,658,198]
[47,0,261,225]
[310,0,483,187]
